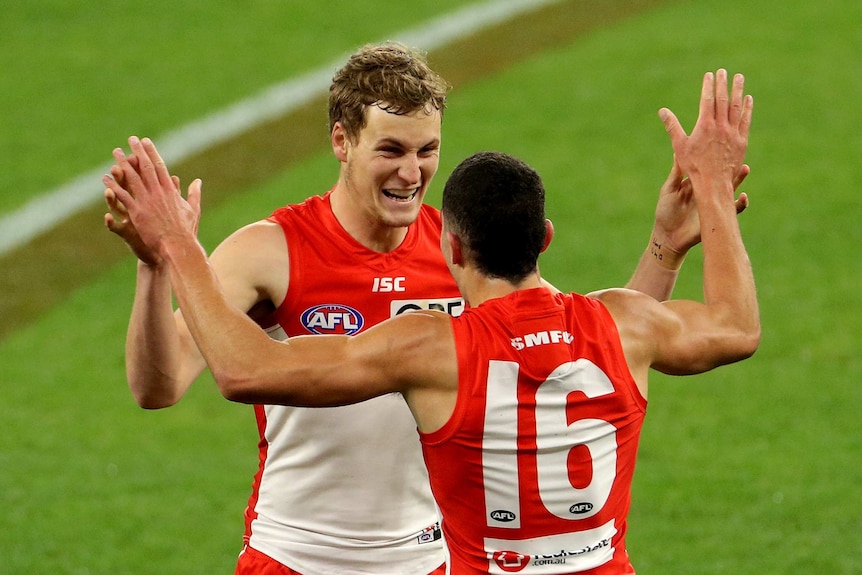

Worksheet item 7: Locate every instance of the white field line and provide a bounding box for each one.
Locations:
[0,0,561,256]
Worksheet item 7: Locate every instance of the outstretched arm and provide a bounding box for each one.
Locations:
[600,70,760,397]
[104,137,290,408]
[104,149,205,407]
[654,69,760,372]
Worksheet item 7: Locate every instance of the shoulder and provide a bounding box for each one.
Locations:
[587,287,658,315]
[269,194,326,220]
[208,219,291,307]
[420,203,442,215]
[587,287,673,342]
[212,219,287,259]
[419,203,443,223]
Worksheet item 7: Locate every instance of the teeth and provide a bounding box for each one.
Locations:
[384,189,418,201]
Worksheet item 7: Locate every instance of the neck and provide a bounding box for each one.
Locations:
[329,184,408,253]
[458,268,545,308]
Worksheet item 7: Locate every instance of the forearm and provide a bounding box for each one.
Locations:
[625,230,685,301]
[126,261,197,407]
[161,236,272,397]
[696,180,760,351]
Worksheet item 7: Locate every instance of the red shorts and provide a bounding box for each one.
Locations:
[234,545,446,575]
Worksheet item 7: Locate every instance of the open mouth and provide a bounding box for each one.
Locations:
[382,188,419,202]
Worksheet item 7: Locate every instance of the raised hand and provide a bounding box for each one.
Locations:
[104,154,170,266]
[659,69,753,196]
[104,137,202,260]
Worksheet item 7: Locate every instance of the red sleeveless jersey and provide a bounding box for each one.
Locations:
[268,191,463,335]
[421,288,646,574]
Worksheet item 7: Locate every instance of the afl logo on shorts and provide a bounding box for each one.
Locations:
[301,304,364,335]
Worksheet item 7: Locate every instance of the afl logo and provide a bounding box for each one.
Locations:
[301,304,364,335]
[490,509,516,522]
[569,502,593,515]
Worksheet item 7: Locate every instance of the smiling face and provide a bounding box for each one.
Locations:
[330,103,442,251]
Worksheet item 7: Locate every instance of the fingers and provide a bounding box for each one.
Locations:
[729,73,745,126]
[659,107,687,151]
[109,164,126,189]
[103,163,136,210]
[698,71,716,124]
[104,185,129,215]
[140,137,173,189]
[127,136,161,192]
[729,73,753,142]
[732,164,751,190]
[714,69,729,124]
[739,93,754,140]
[187,179,203,213]
[732,165,750,215]
[123,136,172,193]
[104,212,119,233]
[103,191,130,236]
[108,136,182,209]
[735,192,749,215]
[111,145,148,204]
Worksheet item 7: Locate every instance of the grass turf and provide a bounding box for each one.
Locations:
[2,0,860,573]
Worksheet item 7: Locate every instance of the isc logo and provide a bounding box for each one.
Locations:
[372,276,406,292]
[300,304,364,335]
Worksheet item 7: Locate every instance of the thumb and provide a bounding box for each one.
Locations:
[659,107,687,148]
[661,155,684,191]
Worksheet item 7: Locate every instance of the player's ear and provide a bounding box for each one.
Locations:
[446,231,464,267]
[540,219,554,253]
[331,122,349,162]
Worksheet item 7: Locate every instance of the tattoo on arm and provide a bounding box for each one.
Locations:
[650,237,664,261]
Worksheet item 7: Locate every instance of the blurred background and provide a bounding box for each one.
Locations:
[1,1,859,573]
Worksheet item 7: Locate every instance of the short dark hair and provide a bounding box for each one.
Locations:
[329,42,450,142]
[442,151,547,282]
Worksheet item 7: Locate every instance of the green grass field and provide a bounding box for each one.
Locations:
[2,1,861,573]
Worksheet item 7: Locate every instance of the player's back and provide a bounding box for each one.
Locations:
[421,287,645,574]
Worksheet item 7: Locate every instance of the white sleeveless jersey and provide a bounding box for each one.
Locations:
[247,393,445,574]
[240,194,459,573]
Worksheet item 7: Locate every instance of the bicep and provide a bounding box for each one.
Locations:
[208,221,289,313]
[650,299,751,375]
[599,290,732,380]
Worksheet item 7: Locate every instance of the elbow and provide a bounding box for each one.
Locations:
[723,319,761,365]
[719,303,762,363]
[127,372,185,409]
[737,323,762,361]
[737,306,762,360]
[129,384,182,410]
[211,367,257,404]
